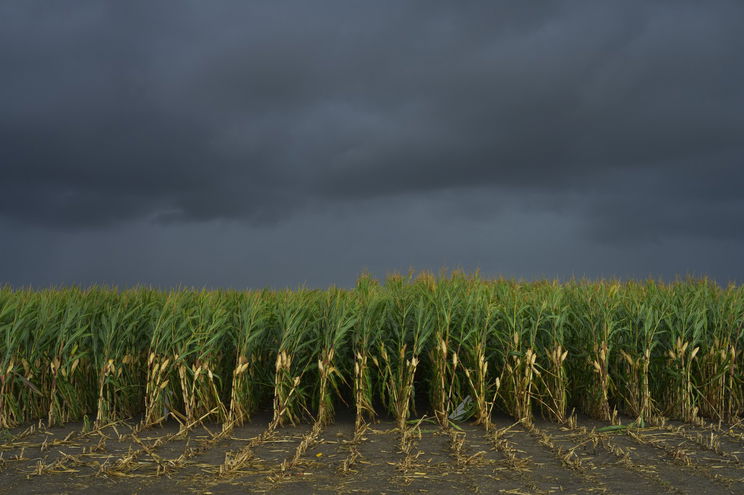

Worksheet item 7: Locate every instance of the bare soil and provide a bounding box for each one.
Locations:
[1,412,743,494]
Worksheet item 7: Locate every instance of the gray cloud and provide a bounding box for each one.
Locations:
[1,1,743,285]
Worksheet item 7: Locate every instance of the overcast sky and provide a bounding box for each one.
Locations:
[1,1,743,289]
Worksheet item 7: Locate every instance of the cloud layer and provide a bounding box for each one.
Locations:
[1,1,742,285]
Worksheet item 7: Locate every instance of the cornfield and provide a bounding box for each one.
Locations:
[1,273,742,432]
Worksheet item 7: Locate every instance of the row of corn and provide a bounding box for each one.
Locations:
[0,273,742,430]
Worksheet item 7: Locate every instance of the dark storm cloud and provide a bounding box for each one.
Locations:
[1,0,743,245]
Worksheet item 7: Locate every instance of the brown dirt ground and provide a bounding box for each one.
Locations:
[1,412,743,494]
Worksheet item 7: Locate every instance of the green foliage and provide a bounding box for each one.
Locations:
[0,275,742,429]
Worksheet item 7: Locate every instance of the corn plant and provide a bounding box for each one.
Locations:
[567,283,621,421]
[379,275,434,431]
[660,282,707,421]
[352,274,386,430]
[144,293,191,426]
[615,282,669,423]
[426,273,462,427]
[180,291,232,424]
[0,291,39,427]
[494,283,541,424]
[455,282,499,430]
[272,290,319,427]
[227,291,271,426]
[315,288,356,425]
[46,290,95,426]
[534,284,570,424]
[698,283,742,421]
[91,290,151,426]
